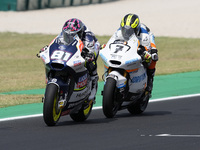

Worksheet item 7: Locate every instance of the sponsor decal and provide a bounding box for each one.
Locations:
[52,60,64,64]
[76,87,90,98]
[77,74,87,88]
[58,45,66,50]
[73,60,81,66]
[68,101,83,108]
[110,54,122,60]
[131,73,146,83]
[41,54,46,62]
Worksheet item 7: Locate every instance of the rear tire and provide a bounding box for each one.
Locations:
[70,101,93,122]
[43,84,61,126]
[127,93,149,114]
[102,77,118,118]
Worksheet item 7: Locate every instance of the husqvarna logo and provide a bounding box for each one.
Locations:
[131,73,146,83]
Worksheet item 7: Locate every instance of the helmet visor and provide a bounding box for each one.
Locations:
[62,30,76,45]
[121,26,135,40]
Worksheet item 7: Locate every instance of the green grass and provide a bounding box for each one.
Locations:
[155,37,200,74]
[0,32,200,107]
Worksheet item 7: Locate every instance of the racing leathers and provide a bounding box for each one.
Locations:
[111,23,158,94]
[137,24,158,94]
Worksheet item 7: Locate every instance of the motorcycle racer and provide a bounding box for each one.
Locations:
[41,18,100,102]
[115,13,158,95]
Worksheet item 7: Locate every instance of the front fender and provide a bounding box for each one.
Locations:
[47,77,69,95]
[106,71,127,89]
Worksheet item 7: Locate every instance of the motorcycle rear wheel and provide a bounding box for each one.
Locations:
[70,100,93,122]
[103,77,118,118]
[43,83,61,126]
[127,94,149,114]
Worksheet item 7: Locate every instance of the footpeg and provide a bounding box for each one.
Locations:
[58,100,67,109]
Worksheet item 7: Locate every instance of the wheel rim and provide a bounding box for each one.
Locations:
[83,100,93,116]
[84,105,91,116]
[53,94,61,122]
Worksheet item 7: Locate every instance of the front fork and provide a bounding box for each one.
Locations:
[106,68,129,100]
[47,76,73,109]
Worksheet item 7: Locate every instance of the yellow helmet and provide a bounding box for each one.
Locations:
[120,14,141,40]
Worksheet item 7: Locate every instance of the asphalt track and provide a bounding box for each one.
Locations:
[0,95,200,150]
[0,72,200,150]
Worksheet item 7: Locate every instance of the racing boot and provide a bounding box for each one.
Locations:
[85,55,99,103]
[145,68,155,96]
[88,73,99,103]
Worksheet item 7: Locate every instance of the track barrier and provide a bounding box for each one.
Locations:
[0,0,116,11]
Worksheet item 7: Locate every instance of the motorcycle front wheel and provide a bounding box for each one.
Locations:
[103,77,118,118]
[43,83,62,126]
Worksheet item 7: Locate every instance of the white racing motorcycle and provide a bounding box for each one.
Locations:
[38,35,93,126]
[100,34,150,118]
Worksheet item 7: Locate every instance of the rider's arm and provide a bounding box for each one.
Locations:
[138,24,158,62]
[149,32,158,62]
[83,31,100,60]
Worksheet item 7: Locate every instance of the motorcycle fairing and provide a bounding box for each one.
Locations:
[100,34,147,93]
[40,36,92,103]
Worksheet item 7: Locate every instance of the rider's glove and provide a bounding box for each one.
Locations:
[101,44,106,49]
[85,52,96,73]
[150,49,158,61]
[85,52,95,62]
[143,51,152,63]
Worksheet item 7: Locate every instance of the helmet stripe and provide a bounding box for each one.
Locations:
[126,14,133,26]
[131,18,139,28]
[121,17,125,27]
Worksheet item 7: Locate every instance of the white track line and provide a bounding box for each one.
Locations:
[149,93,200,102]
[0,93,200,122]
[155,134,200,138]
[0,114,43,122]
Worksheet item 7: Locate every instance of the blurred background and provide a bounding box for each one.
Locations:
[0,0,200,37]
[0,0,115,11]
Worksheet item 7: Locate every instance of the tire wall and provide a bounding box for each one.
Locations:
[0,0,116,11]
